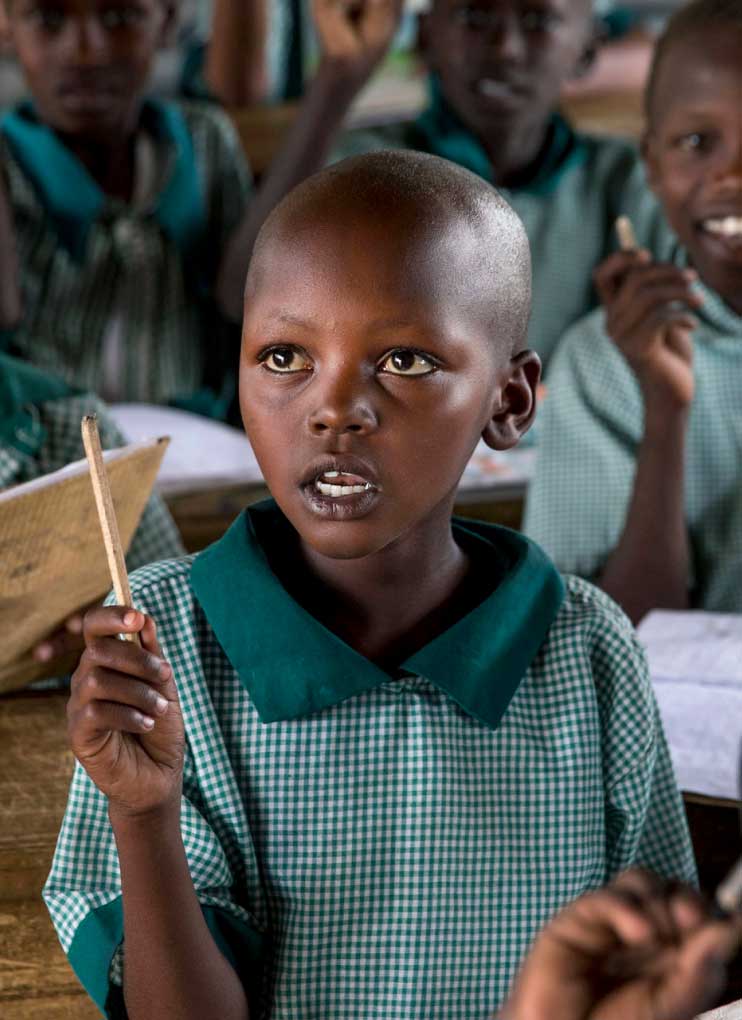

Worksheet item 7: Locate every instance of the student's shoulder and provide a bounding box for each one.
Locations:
[170,99,249,170]
[126,554,198,612]
[548,305,639,410]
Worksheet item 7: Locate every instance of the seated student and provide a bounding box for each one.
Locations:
[43,152,694,1019]
[523,0,742,624]
[334,0,674,369]
[499,869,741,1020]
[0,351,184,665]
[0,0,400,411]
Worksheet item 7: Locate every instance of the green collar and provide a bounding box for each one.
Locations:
[191,500,565,728]
[0,99,205,261]
[413,75,586,196]
[0,352,78,455]
[673,246,742,339]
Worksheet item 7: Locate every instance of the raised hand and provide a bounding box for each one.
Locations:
[594,250,703,411]
[498,869,741,1020]
[67,606,185,820]
[312,0,404,82]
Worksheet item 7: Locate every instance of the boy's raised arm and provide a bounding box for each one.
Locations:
[68,606,250,1020]
[216,0,403,322]
[0,168,21,330]
[592,249,701,624]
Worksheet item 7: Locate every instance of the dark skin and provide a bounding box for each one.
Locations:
[593,24,742,623]
[1,0,403,315]
[68,169,539,1017]
[420,0,595,187]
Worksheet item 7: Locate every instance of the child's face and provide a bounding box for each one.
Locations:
[240,211,536,563]
[421,0,593,139]
[644,27,742,311]
[5,0,172,139]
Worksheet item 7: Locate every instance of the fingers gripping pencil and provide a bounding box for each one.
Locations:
[81,414,141,645]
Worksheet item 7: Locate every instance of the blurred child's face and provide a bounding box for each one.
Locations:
[644,27,742,312]
[240,211,535,562]
[421,0,593,139]
[5,0,172,139]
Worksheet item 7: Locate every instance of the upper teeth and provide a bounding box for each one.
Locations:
[705,216,742,237]
[316,480,371,497]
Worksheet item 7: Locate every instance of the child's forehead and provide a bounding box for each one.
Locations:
[651,25,742,120]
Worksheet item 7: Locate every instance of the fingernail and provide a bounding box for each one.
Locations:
[140,715,155,730]
[159,662,171,680]
[123,611,138,626]
[34,644,53,662]
[154,695,169,715]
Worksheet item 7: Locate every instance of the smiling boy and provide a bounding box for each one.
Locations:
[524,0,742,623]
[44,152,694,1019]
[334,0,673,368]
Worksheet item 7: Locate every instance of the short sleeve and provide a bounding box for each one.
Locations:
[43,760,263,1017]
[580,582,697,883]
[523,310,642,579]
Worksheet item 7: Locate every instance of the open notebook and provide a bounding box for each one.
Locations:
[638,610,742,801]
[0,436,168,691]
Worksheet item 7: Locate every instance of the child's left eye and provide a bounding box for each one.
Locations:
[100,6,143,28]
[378,350,437,376]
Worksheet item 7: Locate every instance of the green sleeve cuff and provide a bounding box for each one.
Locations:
[66,896,264,1017]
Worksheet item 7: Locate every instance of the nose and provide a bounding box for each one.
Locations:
[485,12,527,63]
[63,15,108,63]
[307,367,379,438]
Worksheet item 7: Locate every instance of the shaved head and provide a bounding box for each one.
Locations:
[247,150,532,355]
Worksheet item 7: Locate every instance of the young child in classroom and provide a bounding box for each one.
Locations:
[524,0,742,624]
[43,151,695,1019]
[0,0,401,410]
[334,0,674,368]
[0,350,184,663]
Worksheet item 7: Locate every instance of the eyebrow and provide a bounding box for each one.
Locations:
[259,313,436,334]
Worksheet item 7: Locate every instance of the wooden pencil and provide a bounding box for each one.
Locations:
[615,215,638,253]
[81,414,140,645]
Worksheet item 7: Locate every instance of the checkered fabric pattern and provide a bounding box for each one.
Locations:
[332,123,673,370]
[1,101,250,404]
[0,393,183,568]
[44,554,695,1018]
[523,264,742,611]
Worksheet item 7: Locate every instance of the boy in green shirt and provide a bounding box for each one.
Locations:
[45,152,694,1018]
[524,0,742,623]
[335,0,673,368]
[0,0,401,410]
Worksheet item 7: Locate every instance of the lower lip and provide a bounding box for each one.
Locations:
[699,226,742,262]
[472,82,527,111]
[300,483,380,520]
[58,91,117,114]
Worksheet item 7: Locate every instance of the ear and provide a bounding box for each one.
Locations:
[641,129,661,195]
[417,11,433,64]
[482,350,541,451]
[571,24,600,80]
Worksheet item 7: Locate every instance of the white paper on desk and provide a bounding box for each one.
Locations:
[110,404,264,494]
[638,611,742,800]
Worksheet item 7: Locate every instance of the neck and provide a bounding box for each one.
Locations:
[57,120,140,201]
[479,115,552,187]
[290,502,479,668]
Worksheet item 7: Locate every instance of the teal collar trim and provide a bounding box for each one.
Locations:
[191,500,565,728]
[0,99,204,261]
[0,352,77,454]
[413,75,586,195]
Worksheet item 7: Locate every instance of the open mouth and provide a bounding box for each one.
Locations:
[701,216,742,247]
[313,471,374,498]
[300,460,380,518]
[473,77,528,106]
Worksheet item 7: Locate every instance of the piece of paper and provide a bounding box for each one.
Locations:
[638,611,742,800]
[111,404,535,499]
[0,436,168,690]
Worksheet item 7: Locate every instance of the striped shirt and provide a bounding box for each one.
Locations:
[0,98,251,409]
[44,501,695,1019]
[523,253,742,611]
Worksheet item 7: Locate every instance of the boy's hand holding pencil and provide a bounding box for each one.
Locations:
[68,416,185,820]
[593,217,703,412]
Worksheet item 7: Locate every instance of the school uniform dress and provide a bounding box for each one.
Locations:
[0,354,184,569]
[44,500,695,1019]
[523,252,742,611]
[0,99,251,413]
[333,78,674,369]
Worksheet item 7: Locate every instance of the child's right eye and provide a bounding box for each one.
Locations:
[30,7,65,31]
[259,346,312,374]
[676,132,710,153]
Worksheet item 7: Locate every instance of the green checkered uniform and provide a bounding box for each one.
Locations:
[0,355,184,570]
[333,82,673,369]
[44,501,694,1018]
[0,99,251,409]
[523,254,742,611]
